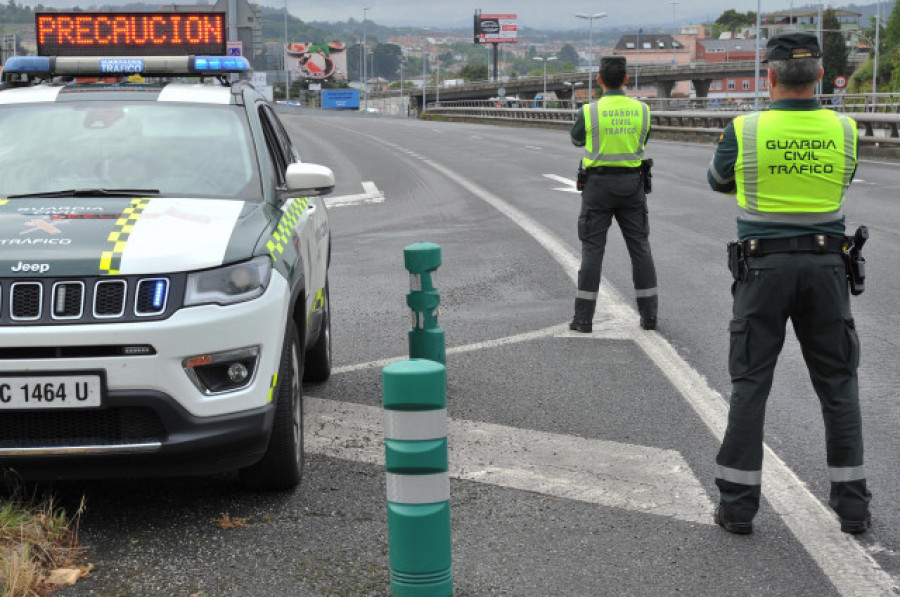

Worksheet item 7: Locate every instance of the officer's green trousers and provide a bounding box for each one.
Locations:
[716,250,871,523]
[574,170,657,323]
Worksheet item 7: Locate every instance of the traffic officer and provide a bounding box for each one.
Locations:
[707,31,871,535]
[569,55,658,333]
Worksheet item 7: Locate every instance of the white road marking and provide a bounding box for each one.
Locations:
[543,173,580,193]
[325,181,384,208]
[306,397,714,525]
[316,123,899,595]
[524,145,542,150]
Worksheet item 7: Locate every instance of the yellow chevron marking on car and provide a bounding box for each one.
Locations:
[0,198,8,206]
[268,373,278,403]
[99,198,151,274]
[307,287,324,325]
[266,197,309,262]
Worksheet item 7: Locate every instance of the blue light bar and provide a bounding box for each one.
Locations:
[3,56,52,75]
[192,56,250,73]
[2,55,250,78]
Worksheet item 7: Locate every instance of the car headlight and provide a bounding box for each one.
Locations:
[184,256,272,306]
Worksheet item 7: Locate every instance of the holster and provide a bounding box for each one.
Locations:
[576,161,586,191]
[640,158,653,194]
[843,225,869,296]
[727,241,746,282]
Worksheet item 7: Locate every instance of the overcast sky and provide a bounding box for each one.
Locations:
[288,1,835,30]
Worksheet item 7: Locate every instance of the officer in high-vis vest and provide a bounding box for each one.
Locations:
[708,32,871,535]
[569,55,658,333]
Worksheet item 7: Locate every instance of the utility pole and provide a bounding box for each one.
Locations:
[363,7,371,113]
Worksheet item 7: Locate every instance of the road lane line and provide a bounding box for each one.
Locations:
[325,181,385,208]
[317,123,898,594]
[333,324,568,375]
[306,397,714,525]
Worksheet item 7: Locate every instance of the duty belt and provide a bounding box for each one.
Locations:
[743,234,844,256]
[585,166,640,175]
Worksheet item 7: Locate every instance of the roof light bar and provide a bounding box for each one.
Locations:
[2,55,250,78]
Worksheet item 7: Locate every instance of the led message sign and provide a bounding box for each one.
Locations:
[36,12,226,56]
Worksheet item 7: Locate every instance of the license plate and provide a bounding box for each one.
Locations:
[0,374,103,409]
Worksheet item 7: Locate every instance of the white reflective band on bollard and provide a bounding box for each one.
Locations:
[385,408,448,441]
[386,472,451,504]
[410,273,422,292]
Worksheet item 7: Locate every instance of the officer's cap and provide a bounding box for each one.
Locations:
[762,31,822,63]
[600,55,626,69]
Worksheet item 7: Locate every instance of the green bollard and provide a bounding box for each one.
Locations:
[404,243,445,364]
[383,359,453,597]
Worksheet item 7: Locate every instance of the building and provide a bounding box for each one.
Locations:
[696,38,767,98]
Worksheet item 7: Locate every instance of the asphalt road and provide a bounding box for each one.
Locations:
[57,111,900,596]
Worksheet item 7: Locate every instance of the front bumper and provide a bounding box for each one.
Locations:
[0,274,292,475]
[0,390,276,480]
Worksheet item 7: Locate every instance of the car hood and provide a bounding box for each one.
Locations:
[0,197,263,277]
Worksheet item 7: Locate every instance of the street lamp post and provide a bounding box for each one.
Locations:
[400,55,405,116]
[421,52,427,112]
[436,59,441,104]
[754,0,761,110]
[564,81,584,108]
[874,0,881,101]
[669,1,680,64]
[635,28,642,95]
[283,0,289,102]
[575,12,608,101]
[363,6,370,113]
[533,56,557,107]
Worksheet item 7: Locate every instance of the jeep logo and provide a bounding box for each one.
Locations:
[11,261,50,273]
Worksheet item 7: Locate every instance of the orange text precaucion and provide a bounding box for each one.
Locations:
[37,13,224,50]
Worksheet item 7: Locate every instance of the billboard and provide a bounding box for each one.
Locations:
[321,89,359,110]
[284,42,348,81]
[474,13,517,44]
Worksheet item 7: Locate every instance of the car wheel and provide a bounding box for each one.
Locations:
[239,321,303,490]
[303,281,331,383]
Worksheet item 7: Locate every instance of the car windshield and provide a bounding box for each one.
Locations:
[0,100,262,200]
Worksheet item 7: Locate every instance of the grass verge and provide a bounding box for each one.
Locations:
[0,485,87,597]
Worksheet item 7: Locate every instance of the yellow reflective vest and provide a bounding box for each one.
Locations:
[733,109,857,219]
[582,94,650,168]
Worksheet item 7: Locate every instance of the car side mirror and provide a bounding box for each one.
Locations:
[285,162,335,196]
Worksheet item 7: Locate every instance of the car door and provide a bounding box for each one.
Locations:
[257,104,324,323]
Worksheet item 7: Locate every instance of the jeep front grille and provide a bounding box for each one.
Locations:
[1,275,184,326]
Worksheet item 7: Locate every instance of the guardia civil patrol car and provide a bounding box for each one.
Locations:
[0,11,333,489]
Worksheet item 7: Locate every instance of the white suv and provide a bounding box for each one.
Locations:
[0,50,333,490]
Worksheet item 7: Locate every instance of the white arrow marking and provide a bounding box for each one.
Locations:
[325,181,385,208]
[306,396,714,525]
[544,173,580,193]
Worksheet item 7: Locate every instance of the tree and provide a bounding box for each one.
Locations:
[821,8,848,95]
[557,44,579,68]
[459,62,489,82]
[715,9,756,37]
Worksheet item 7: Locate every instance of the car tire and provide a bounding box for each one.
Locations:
[303,281,331,383]
[239,321,303,490]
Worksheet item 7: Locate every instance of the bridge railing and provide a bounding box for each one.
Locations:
[422,104,900,148]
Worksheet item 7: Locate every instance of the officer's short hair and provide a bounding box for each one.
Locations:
[599,56,626,89]
[770,59,820,91]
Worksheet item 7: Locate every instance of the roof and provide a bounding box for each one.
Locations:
[616,34,683,51]
[698,38,768,52]
[0,81,237,106]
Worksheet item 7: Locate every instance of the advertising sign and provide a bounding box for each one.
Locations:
[474,13,517,44]
[321,89,359,109]
[35,12,226,56]
[284,42,348,81]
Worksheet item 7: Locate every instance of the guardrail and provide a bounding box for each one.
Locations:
[421,105,900,153]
